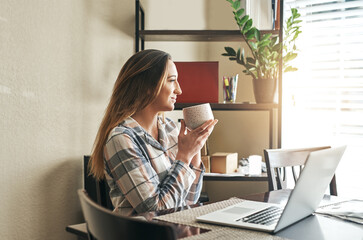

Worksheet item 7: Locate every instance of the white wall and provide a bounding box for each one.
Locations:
[0,0,134,239]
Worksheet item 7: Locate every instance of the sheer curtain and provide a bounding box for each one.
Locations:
[282,0,363,198]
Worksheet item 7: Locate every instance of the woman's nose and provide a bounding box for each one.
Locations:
[175,81,182,95]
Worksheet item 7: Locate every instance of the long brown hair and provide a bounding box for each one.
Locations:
[89,49,171,180]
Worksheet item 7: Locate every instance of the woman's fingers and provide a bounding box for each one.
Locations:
[176,119,218,164]
[179,119,186,136]
[187,119,218,148]
[195,119,218,135]
[194,119,216,132]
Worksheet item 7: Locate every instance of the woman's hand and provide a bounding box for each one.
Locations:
[176,119,218,165]
[190,151,202,169]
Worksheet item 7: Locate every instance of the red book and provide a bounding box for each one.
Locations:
[174,61,219,103]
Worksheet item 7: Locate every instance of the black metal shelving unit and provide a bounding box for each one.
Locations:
[135,0,283,149]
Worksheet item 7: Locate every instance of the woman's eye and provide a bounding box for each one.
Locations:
[169,78,176,82]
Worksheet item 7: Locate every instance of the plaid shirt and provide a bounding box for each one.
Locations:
[104,116,204,216]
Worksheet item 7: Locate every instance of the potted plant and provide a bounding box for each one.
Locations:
[222,0,302,103]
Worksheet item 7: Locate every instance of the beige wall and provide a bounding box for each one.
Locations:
[0,0,134,239]
[143,0,209,60]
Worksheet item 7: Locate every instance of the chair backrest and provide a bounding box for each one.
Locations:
[84,155,113,210]
[264,146,338,196]
[78,189,177,240]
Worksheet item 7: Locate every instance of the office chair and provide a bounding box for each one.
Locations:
[84,155,113,210]
[264,146,338,196]
[78,189,177,240]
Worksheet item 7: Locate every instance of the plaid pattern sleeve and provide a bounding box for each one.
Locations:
[104,117,203,215]
[185,162,205,204]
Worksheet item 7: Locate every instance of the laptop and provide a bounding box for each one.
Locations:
[196,146,346,233]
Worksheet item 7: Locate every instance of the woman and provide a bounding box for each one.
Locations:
[89,49,218,216]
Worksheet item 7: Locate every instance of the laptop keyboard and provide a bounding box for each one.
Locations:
[236,206,283,226]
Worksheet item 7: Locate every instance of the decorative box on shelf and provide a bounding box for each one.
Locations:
[174,61,218,103]
[211,152,238,174]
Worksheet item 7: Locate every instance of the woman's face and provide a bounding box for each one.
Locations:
[152,59,182,112]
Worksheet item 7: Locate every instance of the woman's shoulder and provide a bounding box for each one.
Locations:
[107,117,142,142]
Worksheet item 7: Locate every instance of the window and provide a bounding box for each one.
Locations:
[283,0,363,198]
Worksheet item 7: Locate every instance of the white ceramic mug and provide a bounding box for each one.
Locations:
[182,103,214,130]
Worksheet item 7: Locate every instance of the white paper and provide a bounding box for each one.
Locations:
[316,199,363,225]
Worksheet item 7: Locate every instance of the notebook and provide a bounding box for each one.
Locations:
[196,146,346,233]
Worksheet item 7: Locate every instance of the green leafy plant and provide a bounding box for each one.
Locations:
[222,0,302,80]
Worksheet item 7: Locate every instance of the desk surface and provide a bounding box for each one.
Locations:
[66,190,363,240]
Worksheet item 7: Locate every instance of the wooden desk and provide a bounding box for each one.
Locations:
[66,190,363,239]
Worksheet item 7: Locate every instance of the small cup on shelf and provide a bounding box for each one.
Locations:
[248,155,262,176]
[222,74,238,103]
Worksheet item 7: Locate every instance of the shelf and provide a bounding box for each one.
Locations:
[203,172,268,182]
[139,30,279,42]
[175,102,278,111]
